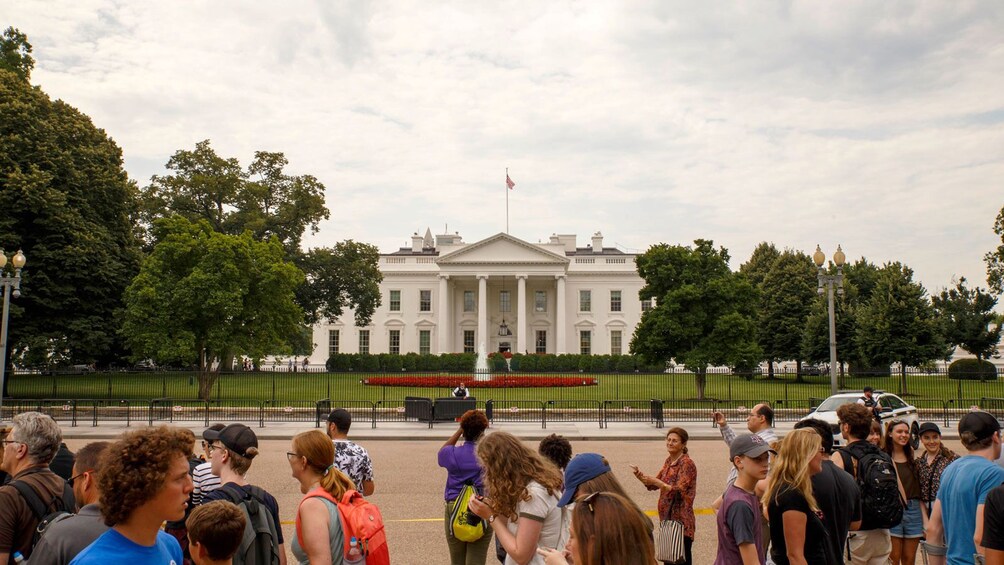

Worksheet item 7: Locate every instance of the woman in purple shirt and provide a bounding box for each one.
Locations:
[439,409,492,565]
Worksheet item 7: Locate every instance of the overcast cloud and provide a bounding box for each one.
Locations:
[6,1,1004,294]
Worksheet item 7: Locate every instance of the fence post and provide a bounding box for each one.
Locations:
[70,400,77,428]
[371,401,377,429]
[541,401,547,430]
[108,374,112,400]
[272,372,276,403]
[259,401,265,428]
[52,376,57,398]
[162,374,167,398]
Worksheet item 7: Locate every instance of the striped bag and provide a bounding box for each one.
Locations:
[655,494,685,564]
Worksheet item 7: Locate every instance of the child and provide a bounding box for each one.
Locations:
[187,501,246,565]
[714,434,772,565]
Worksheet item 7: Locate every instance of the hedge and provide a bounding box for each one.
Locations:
[948,358,998,381]
[325,352,663,373]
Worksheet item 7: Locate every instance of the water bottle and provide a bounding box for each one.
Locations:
[12,552,24,563]
[345,536,366,564]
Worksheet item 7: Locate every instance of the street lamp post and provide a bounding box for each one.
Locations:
[0,249,26,421]
[813,245,845,396]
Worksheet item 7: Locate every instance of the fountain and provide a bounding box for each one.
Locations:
[474,342,491,382]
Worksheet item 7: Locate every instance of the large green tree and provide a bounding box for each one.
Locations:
[739,242,781,377]
[630,239,761,399]
[297,241,382,327]
[756,250,817,380]
[855,262,945,394]
[0,27,33,82]
[0,65,142,373]
[987,205,1004,295]
[121,217,304,400]
[932,277,1001,371]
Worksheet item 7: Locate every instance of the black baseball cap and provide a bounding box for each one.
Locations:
[918,422,941,436]
[203,423,258,457]
[959,411,1001,442]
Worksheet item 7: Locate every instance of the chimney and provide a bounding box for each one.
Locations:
[591,231,603,254]
[411,232,423,253]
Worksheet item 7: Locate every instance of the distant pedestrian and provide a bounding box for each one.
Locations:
[883,420,923,564]
[302,358,309,371]
[538,434,573,473]
[439,410,492,565]
[631,427,697,565]
[857,387,882,421]
[69,426,194,564]
[187,500,245,565]
[453,383,469,398]
[762,428,829,565]
[326,408,376,496]
[915,422,957,518]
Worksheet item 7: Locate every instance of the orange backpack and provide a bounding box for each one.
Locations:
[295,487,390,564]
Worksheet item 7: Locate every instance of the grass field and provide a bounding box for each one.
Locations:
[7,370,1004,406]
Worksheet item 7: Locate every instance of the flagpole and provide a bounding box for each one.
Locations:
[505,167,509,234]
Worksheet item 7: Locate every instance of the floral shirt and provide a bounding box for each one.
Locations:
[916,449,959,505]
[651,453,697,538]
[333,439,374,491]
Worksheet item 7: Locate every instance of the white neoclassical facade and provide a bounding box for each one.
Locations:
[311,229,651,358]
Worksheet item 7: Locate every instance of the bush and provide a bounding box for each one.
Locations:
[589,355,611,373]
[615,355,637,372]
[556,354,579,372]
[356,354,380,372]
[379,354,403,372]
[417,354,439,371]
[948,358,998,381]
[402,353,419,372]
[326,353,352,371]
[537,354,556,372]
[848,362,892,378]
[518,354,537,372]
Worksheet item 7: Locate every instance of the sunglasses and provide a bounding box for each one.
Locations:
[581,491,601,514]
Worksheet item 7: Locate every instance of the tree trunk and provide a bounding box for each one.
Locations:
[900,363,908,396]
[197,368,220,402]
[695,368,707,400]
[767,359,775,379]
[795,359,804,383]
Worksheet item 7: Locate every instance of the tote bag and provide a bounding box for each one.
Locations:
[449,481,487,542]
[655,494,685,564]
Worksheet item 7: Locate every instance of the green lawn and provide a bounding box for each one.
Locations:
[7,370,1003,406]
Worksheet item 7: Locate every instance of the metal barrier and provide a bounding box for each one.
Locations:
[483,400,547,428]
[602,400,659,429]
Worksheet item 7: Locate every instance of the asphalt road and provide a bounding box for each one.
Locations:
[63,434,966,564]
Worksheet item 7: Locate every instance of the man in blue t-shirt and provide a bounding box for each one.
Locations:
[70,427,195,565]
[925,411,1004,565]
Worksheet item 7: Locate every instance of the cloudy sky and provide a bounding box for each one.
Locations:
[7,1,1004,293]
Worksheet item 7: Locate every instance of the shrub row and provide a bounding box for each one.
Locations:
[948,358,999,380]
[325,353,664,373]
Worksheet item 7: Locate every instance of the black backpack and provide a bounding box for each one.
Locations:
[217,484,281,565]
[10,472,76,553]
[841,441,903,530]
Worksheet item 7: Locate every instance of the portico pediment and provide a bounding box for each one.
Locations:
[436,233,570,266]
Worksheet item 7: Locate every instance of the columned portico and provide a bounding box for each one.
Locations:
[437,274,450,353]
[555,274,567,354]
[516,274,527,353]
[477,275,488,351]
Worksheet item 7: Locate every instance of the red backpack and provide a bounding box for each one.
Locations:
[295,487,390,565]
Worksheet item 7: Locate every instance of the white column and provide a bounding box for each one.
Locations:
[437,274,450,353]
[555,274,567,354]
[477,275,488,352]
[516,275,527,354]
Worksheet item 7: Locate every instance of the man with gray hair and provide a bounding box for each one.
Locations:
[0,412,75,563]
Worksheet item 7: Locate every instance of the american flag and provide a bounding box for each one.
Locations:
[506,173,515,190]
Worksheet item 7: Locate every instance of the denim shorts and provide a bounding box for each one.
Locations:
[890,498,924,538]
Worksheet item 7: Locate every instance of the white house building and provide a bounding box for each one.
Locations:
[311,229,650,358]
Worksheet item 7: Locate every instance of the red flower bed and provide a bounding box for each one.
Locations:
[362,375,598,388]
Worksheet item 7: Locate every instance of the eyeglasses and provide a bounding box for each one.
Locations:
[68,469,94,487]
[206,443,223,454]
[286,452,302,461]
[0,439,22,446]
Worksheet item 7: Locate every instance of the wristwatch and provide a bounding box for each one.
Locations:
[489,514,496,524]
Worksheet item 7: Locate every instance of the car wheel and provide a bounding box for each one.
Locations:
[911,421,920,450]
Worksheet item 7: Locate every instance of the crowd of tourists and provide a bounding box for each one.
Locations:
[5,391,1004,565]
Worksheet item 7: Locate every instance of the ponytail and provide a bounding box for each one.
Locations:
[320,464,355,499]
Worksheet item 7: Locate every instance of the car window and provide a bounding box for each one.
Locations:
[879,396,893,408]
[816,397,857,412]
[885,395,907,410]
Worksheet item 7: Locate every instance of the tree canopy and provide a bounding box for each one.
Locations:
[987,205,1004,295]
[121,217,304,399]
[0,66,142,371]
[750,249,816,378]
[0,27,33,82]
[630,239,760,398]
[932,277,1001,364]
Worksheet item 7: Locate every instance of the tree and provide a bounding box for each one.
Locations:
[855,262,945,395]
[987,205,1004,295]
[740,242,781,377]
[757,250,818,381]
[0,66,142,375]
[630,239,761,399]
[121,217,304,400]
[932,277,1001,375]
[0,27,33,82]
[297,241,383,327]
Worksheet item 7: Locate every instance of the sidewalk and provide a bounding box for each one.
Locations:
[56,418,964,441]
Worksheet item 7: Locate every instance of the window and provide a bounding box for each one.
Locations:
[389,290,401,312]
[463,330,475,353]
[611,330,622,355]
[419,330,431,355]
[535,330,547,354]
[610,290,622,312]
[328,330,340,355]
[419,290,432,312]
[358,330,370,354]
[580,330,591,355]
[579,290,591,312]
[388,330,400,354]
[641,298,653,312]
[464,290,475,312]
[535,290,547,312]
[500,290,511,313]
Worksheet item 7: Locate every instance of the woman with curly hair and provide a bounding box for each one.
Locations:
[884,420,923,564]
[762,428,828,565]
[468,431,565,565]
[288,430,355,565]
[537,492,657,565]
[631,427,697,565]
[71,426,195,564]
[439,410,493,565]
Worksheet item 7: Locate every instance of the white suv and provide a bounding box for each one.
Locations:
[801,391,920,448]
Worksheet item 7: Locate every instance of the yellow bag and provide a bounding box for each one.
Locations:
[449,482,487,543]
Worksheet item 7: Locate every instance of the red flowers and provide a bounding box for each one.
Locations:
[361,375,597,388]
